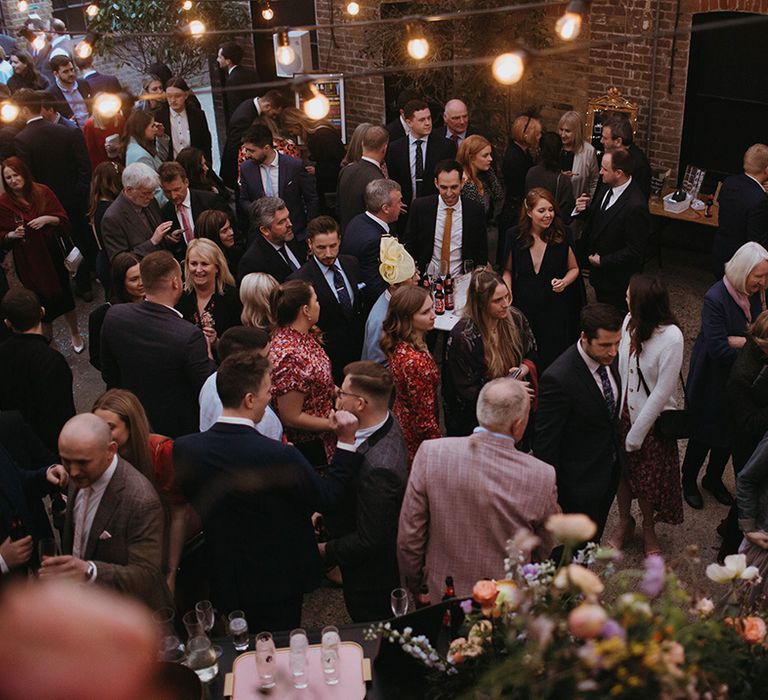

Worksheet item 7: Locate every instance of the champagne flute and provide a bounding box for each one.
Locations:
[255,631,276,689]
[391,587,409,617]
[185,635,218,682]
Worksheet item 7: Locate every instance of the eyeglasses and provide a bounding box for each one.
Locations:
[336,389,367,403]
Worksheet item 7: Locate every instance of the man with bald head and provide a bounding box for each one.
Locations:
[39,414,171,610]
[441,98,484,146]
[397,378,559,600]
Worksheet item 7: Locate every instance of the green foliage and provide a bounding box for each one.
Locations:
[88,0,250,79]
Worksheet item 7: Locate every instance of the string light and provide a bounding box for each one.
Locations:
[93,93,122,119]
[556,0,587,41]
[31,34,46,52]
[188,20,206,37]
[406,24,429,60]
[492,51,526,84]
[275,31,296,66]
[17,0,29,12]
[0,101,19,124]
[346,2,360,16]
[261,2,274,21]
[182,0,193,10]
[297,81,330,120]
[85,3,100,18]
[75,33,97,60]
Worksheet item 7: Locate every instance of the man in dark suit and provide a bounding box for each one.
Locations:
[220,89,288,189]
[337,125,389,233]
[13,88,94,298]
[289,216,366,384]
[74,54,122,94]
[237,196,307,283]
[158,161,228,249]
[576,149,650,312]
[41,92,77,129]
[174,352,362,631]
[340,179,404,306]
[712,143,768,276]
[0,289,75,453]
[48,55,91,128]
[403,159,488,275]
[440,98,485,146]
[534,303,625,541]
[600,115,652,199]
[101,163,179,260]
[39,414,172,610]
[238,124,318,241]
[100,252,215,438]
[217,41,260,122]
[322,361,409,622]
[385,89,419,142]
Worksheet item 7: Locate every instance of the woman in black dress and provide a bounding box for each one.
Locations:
[8,51,48,93]
[502,187,582,370]
[87,161,124,294]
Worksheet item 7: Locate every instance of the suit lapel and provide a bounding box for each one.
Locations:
[592,184,631,240]
[84,461,126,560]
[277,157,288,197]
[62,482,77,553]
[572,347,614,420]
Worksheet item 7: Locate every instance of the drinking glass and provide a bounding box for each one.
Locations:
[182,610,206,639]
[185,635,218,683]
[153,606,176,637]
[427,260,439,285]
[195,600,215,634]
[463,259,475,276]
[255,631,277,689]
[321,625,341,685]
[38,537,59,562]
[227,610,249,652]
[391,588,409,617]
[289,628,309,689]
[159,634,186,663]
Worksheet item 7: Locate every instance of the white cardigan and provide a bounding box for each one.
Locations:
[618,316,684,451]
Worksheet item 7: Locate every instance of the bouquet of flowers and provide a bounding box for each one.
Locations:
[369,514,768,699]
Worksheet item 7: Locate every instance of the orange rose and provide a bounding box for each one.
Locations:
[472,580,498,615]
[741,616,767,644]
[568,603,607,640]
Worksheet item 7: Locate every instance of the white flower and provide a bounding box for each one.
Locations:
[705,554,760,583]
[694,597,715,617]
[546,513,597,545]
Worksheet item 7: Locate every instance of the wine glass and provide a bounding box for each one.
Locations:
[182,610,205,639]
[195,600,214,634]
[321,626,341,685]
[13,214,26,244]
[255,631,277,689]
[391,588,409,617]
[427,260,439,286]
[227,611,249,652]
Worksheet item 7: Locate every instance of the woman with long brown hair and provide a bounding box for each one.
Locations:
[445,266,537,436]
[503,187,582,370]
[457,134,503,219]
[122,110,162,172]
[380,285,439,463]
[88,161,124,291]
[8,51,48,92]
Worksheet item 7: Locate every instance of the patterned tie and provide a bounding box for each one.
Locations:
[414,139,424,196]
[450,133,460,144]
[278,245,298,272]
[440,207,454,268]
[177,204,193,243]
[596,365,616,416]
[332,265,353,314]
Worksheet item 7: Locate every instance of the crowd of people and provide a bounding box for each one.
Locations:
[4,24,768,647]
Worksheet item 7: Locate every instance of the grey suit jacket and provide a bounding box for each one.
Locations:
[101,192,164,260]
[62,457,171,610]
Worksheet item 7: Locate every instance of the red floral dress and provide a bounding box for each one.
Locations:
[389,341,441,464]
[269,326,336,460]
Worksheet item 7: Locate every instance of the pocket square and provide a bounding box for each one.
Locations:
[357,282,367,290]
[99,530,112,541]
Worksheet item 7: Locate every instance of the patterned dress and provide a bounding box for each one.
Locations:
[389,341,441,464]
[269,326,336,462]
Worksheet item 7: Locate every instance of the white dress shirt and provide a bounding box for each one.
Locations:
[430,196,463,277]
[576,339,618,405]
[170,108,192,158]
[361,156,382,170]
[260,152,280,197]
[266,237,301,269]
[315,257,354,304]
[72,454,119,568]
[365,211,390,234]
[599,176,633,211]
[408,133,426,200]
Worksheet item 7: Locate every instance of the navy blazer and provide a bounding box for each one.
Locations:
[100,301,215,438]
[687,279,764,447]
[174,422,362,610]
[238,153,319,240]
[713,173,768,273]
[340,212,391,306]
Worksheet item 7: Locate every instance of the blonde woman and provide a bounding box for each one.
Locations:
[558,110,599,200]
[445,267,537,436]
[177,238,242,351]
[240,272,278,330]
[457,134,503,218]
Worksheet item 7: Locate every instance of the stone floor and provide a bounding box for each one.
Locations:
[48,230,727,627]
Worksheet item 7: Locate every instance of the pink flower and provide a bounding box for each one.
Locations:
[740,616,767,644]
[568,603,607,639]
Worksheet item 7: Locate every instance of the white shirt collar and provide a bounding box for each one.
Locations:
[438,196,462,213]
[361,156,381,168]
[158,303,183,318]
[217,415,257,429]
[315,256,340,274]
[26,116,44,124]
[89,454,118,497]
[55,78,78,94]
[365,211,390,233]
[353,412,389,449]
[399,114,410,136]
[263,151,279,168]
[576,339,601,374]
[82,69,96,78]
[180,189,192,209]
[610,176,632,200]
[254,97,262,114]
[745,173,765,190]
[409,132,427,145]
[228,65,237,75]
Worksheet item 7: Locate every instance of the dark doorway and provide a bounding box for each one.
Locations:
[679,12,768,183]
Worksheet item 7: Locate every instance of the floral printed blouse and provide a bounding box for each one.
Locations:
[269,326,336,460]
[389,340,441,464]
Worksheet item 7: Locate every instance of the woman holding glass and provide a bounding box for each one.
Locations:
[445,267,537,436]
[381,285,440,463]
[270,279,337,465]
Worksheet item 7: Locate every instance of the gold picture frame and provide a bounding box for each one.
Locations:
[585,88,639,154]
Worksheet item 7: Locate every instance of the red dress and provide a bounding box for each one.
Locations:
[0,184,74,321]
[389,341,441,463]
[83,116,125,169]
[269,326,336,461]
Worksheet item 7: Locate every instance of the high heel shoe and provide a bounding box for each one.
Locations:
[642,525,662,557]
[605,516,636,551]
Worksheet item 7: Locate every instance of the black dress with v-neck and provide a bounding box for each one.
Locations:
[507,226,583,370]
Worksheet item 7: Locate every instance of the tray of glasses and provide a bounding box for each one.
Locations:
[229,641,368,699]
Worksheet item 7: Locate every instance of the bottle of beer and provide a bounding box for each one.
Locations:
[444,272,455,311]
[416,583,431,609]
[9,514,26,541]
[434,282,445,315]
[421,269,431,290]
[441,575,455,629]
[705,194,714,218]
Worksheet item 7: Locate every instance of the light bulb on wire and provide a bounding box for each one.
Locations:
[75,39,94,60]
[188,20,206,37]
[261,2,274,21]
[492,51,526,85]
[346,2,360,16]
[93,93,122,119]
[406,24,429,60]
[0,102,19,124]
[182,0,193,10]
[17,0,29,12]
[275,31,295,67]
[555,1,587,41]
[298,82,330,120]
[85,3,99,18]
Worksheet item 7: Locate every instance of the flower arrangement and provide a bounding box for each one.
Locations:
[370,515,768,699]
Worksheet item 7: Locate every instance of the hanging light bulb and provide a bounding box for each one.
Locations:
[275,31,296,67]
[188,20,206,37]
[346,1,360,16]
[261,2,274,21]
[556,1,587,41]
[298,81,330,120]
[0,101,19,124]
[93,93,122,119]
[182,0,193,10]
[492,51,526,85]
[31,34,46,52]
[75,39,93,59]
[17,0,29,12]
[85,3,100,19]
[406,24,429,60]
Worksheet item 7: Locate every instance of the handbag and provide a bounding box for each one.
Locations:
[57,233,84,278]
[635,355,692,439]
